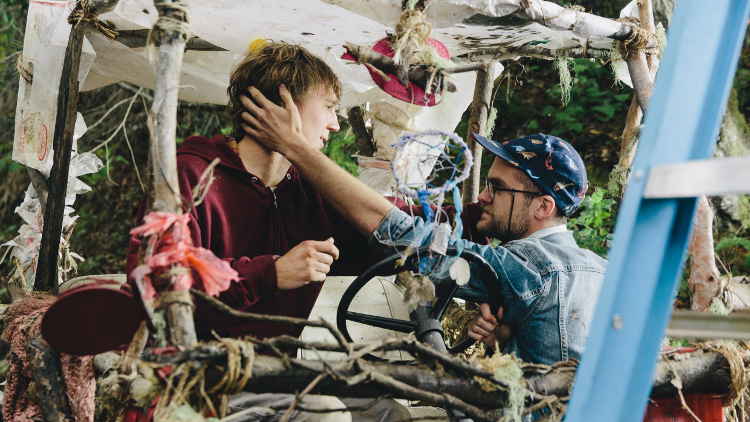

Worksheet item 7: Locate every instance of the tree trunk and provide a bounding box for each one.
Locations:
[651,351,732,398]
[34,20,86,295]
[626,52,654,113]
[25,336,74,422]
[347,106,376,157]
[137,343,738,409]
[612,0,660,197]
[149,0,197,349]
[461,65,493,205]
[688,198,723,311]
[652,0,677,28]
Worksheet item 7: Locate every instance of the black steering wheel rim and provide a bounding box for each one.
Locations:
[336,245,503,359]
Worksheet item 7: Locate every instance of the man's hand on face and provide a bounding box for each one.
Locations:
[467,303,513,351]
[240,85,307,156]
[275,238,340,290]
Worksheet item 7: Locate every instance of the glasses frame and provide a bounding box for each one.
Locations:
[485,178,543,201]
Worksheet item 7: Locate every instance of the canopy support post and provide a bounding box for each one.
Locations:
[33,18,86,295]
[615,0,660,197]
[461,64,493,205]
[149,0,197,349]
[626,52,655,113]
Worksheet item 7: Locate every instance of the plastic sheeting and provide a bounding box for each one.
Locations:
[358,63,502,196]
[13,1,96,173]
[10,0,517,238]
[3,113,104,289]
[77,0,624,107]
[8,0,628,283]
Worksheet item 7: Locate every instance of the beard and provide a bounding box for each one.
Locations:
[477,204,532,244]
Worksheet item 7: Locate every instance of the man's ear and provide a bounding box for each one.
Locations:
[535,195,557,219]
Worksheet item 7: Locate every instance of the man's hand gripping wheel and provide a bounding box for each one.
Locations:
[336,246,502,361]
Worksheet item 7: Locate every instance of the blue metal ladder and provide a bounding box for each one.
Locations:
[565,0,750,420]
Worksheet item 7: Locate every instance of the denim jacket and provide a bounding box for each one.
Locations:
[370,207,607,365]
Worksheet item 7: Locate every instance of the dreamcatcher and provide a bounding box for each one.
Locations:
[387,129,473,304]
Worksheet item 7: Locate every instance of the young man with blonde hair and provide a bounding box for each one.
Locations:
[127,42,415,421]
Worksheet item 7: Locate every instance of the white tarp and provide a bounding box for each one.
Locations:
[81,0,621,107]
[8,0,628,288]
[89,0,513,196]
[12,0,631,192]
[13,0,96,172]
[3,113,103,289]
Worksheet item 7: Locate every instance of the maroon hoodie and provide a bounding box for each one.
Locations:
[126,135,488,341]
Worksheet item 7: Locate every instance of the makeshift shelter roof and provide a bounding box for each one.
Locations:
[78,0,640,107]
[13,0,644,208]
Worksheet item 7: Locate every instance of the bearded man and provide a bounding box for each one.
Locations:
[239,85,607,366]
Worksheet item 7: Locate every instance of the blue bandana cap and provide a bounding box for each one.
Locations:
[471,133,588,216]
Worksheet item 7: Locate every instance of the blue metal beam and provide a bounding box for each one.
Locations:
[565,0,750,420]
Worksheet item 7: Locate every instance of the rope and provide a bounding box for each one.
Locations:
[67,0,119,41]
[145,0,191,63]
[616,19,658,60]
[208,338,255,395]
[158,289,194,310]
[391,9,432,66]
[15,54,32,84]
[709,345,748,407]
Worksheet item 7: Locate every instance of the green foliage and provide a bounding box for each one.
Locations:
[567,188,615,258]
[733,29,750,118]
[675,269,691,308]
[220,125,233,136]
[663,337,691,347]
[321,120,358,176]
[715,236,750,271]
[553,55,572,106]
[490,57,632,157]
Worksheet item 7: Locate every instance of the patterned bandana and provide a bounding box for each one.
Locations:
[471,133,588,216]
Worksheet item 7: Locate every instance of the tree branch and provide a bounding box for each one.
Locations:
[190,289,350,348]
[344,43,465,93]
[347,106,375,157]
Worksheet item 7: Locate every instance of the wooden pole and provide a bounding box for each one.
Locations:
[26,168,48,216]
[139,346,735,407]
[26,336,75,422]
[347,106,376,157]
[149,0,197,348]
[344,43,461,93]
[687,196,723,310]
[614,0,661,196]
[461,65,493,205]
[637,0,658,69]
[626,52,654,113]
[470,45,609,61]
[151,7,186,215]
[116,30,225,51]
[33,20,86,295]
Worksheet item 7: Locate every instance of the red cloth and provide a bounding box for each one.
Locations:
[126,134,488,341]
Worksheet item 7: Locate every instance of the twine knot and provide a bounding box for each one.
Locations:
[67,0,119,41]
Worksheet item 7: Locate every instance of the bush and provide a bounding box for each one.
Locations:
[567,188,615,258]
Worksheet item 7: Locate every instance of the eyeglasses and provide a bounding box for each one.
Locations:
[485,178,543,201]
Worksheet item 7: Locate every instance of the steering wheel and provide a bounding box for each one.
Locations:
[336,245,502,359]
